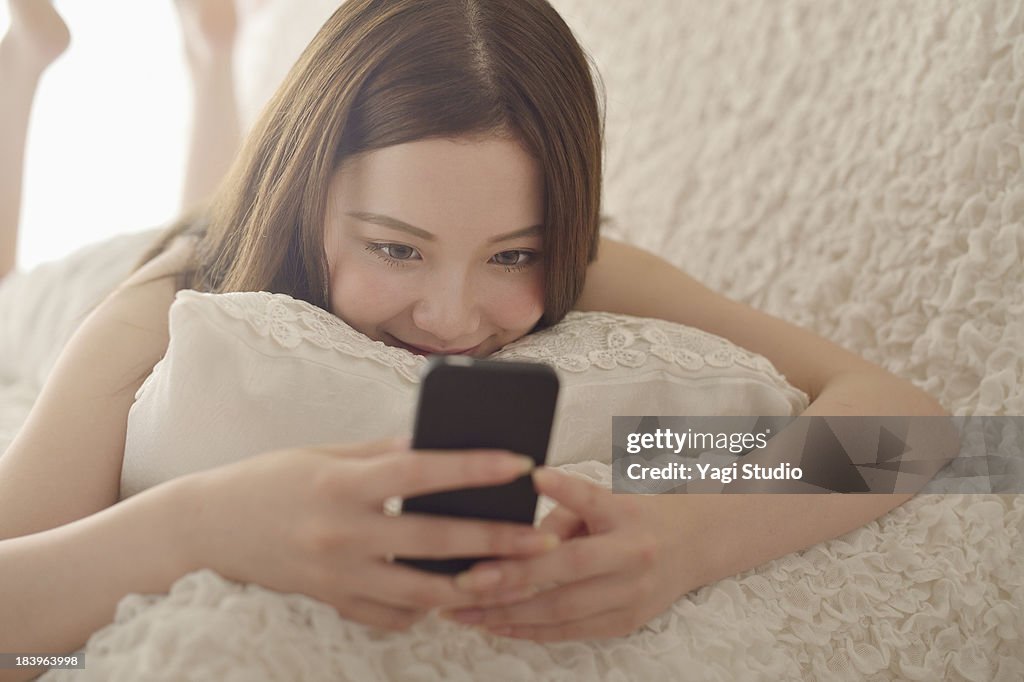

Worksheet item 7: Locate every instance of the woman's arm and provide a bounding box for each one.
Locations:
[576,236,955,588]
[0,478,196,682]
[670,372,955,595]
[576,237,906,401]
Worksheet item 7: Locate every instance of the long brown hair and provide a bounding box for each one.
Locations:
[135,0,605,330]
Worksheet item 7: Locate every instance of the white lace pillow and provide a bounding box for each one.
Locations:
[120,291,809,500]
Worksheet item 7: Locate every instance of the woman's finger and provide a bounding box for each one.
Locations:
[332,448,535,502]
[366,512,559,561]
[446,572,649,639]
[531,468,617,533]
[338,559,504,612]
[535,504,586,541]
[453,530,635,596]
[484,604,641,642]
[343,594,427,632]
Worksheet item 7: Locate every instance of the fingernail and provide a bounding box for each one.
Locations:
[455,568,502,590]
[533,467,556,485]
[513,455,535,474]
[515,533,560,553]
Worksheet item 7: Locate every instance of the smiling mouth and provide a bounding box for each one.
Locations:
[390,336,479,356]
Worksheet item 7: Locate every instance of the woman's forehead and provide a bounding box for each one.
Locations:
[329,136,544,236]
[336,135,536,178]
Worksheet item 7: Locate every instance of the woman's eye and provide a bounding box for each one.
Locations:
[492,250,536,270]
[365,242,420,266]
[379,244,417,260]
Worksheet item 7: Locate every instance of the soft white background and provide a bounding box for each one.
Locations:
[2,1,189,271]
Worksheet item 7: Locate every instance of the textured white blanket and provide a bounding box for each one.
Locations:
[2,0,1020,679]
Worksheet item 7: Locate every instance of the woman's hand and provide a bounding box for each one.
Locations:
[180,437,562,633]
[440,467,700,641]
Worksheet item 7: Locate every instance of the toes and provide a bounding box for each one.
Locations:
[4,0,71,68]
[175,0,238,55]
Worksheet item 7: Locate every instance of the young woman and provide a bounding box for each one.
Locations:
[0,0,949,670]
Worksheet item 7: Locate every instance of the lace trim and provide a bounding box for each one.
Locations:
[176,290,800,392]
[205,291,426,383]
[496,310,782,377]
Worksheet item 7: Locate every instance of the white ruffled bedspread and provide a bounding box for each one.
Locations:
[1,0,1021,679]
[40,464,1024,682]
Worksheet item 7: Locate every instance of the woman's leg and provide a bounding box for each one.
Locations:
[174,0,243,215]
[0,0,69,280]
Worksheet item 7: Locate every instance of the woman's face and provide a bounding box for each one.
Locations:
[323,135,545,357]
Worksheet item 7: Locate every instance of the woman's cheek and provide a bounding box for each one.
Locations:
[488,276,544,328]
[331,262,409,320]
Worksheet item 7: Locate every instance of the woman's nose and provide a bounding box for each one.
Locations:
[411,279,481,342]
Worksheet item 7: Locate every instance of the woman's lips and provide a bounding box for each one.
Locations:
[390,336,479,356]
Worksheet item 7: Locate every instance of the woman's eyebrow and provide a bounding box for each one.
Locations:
[345,211,541,244]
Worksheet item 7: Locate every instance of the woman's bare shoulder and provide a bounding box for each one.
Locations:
[103,232,200,366]
[118,233,199,292]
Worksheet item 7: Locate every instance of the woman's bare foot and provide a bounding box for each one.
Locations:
[2,0,71,77]
[174,0,238,65]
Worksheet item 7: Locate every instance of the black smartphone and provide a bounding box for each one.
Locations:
[394,355,560,575]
